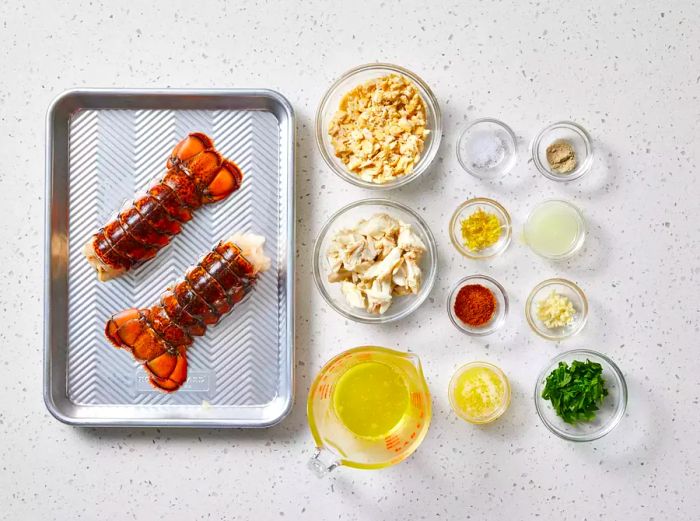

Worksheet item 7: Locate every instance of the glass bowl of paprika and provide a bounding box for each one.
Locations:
[447,275,509,336]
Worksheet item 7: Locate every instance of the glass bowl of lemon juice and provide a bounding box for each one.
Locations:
[523,200,586,260]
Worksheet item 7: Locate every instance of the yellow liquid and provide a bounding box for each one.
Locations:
[525,202,581,257]
[451,365,508,423]
[332,361,410,438]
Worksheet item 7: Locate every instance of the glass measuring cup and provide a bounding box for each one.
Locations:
[307,346,432,476]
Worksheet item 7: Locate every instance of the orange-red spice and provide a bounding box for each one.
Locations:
[454,284,496,327]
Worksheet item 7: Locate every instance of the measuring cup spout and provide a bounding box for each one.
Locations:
[307,447,341,478]
[403,352,425,375]
[406,352,421,367]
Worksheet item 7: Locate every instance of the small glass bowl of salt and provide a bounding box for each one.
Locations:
[457,118,517,179]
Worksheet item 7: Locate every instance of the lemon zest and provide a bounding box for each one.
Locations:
[460,208,502,251]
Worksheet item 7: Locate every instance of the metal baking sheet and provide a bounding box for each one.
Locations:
[44,89,295,427]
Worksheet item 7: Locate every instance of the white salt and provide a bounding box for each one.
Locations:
[467,132,506,169]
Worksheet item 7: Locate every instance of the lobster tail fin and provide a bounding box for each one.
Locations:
[106,309,189,394]
[145,347,188,393]
[168,132,214,166]
[105,308,141,348]
[202,160,244,203]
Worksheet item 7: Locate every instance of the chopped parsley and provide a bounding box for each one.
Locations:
[541,360,608,424]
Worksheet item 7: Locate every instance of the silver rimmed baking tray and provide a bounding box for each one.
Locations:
[44,89,294,427]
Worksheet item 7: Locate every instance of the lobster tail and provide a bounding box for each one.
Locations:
[104,233,270,393]
[84,132,244,281]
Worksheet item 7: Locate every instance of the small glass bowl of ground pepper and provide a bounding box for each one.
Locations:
[449,198,512,259]
[447,275,509,336]
[531,121,593,182]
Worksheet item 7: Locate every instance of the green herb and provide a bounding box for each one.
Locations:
[541,359,608,424]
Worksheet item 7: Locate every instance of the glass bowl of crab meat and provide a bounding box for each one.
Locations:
[312,198,438,324]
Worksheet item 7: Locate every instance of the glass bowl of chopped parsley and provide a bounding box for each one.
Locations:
[535,350,627,442]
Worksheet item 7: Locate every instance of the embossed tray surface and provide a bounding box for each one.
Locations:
[44,89,294,427]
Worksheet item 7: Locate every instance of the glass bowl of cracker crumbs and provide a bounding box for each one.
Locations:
[525,278,588,340]
[316,63,442,190]
[531,121,593,182]
[449,198,512,259]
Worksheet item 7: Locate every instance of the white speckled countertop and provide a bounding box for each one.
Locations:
[1,1,699,519]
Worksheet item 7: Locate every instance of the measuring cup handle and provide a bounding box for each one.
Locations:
[307,447,341,477]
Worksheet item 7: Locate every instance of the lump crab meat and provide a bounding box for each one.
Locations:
[325,213,426,315]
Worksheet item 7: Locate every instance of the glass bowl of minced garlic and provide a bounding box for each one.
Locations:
[525,278,588,340]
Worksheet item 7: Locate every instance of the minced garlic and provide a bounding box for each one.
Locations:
[537,291,576,328]
[460,208,502,251]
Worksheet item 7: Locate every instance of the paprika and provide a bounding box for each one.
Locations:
[453,284,496,327]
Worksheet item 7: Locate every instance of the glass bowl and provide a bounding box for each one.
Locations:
[525,278,588,341]
[315,63,442,190]
[457,118,517,179]
[449,361,511,424]
[449,197,512,259]
[447,275,508,336]
[523,199,586,260]
[531,121,593,181]
[535,349,627,442]
[312,198,438,324]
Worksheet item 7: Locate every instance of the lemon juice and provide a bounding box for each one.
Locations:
[449,362,510,424]
[524,200,585,259]
[332,361,410,438]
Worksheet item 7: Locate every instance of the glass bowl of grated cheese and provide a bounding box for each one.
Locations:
[525,278,588,341]
[316,63,442,190]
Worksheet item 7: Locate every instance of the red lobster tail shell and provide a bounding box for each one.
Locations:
[168,132,214,166]
[104,235,267,394]
[85,132,243,280]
